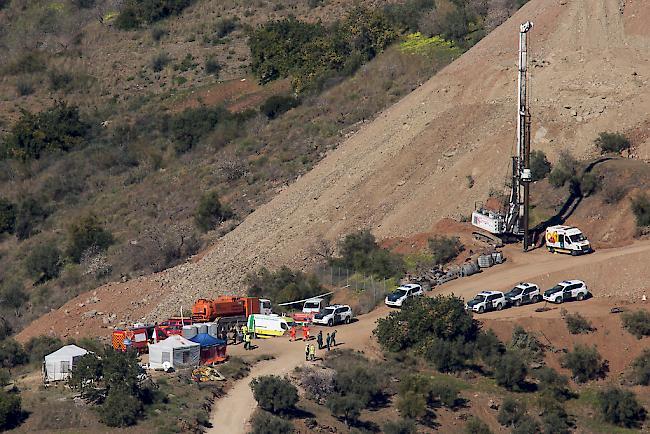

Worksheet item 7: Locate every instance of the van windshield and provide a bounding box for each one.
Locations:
[323,308,335,316]
[569,234,586,243]
[304,302,320,309]
[473,295,487,303]
[393,289,408,298]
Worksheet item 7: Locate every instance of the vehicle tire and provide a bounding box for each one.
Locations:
[556,297,563,304]
[344,317,351,324]
[327,319,333,327]
[577,292,585,301]
[534,295,542,303]
[571,250,578,256]
[496,303,503,311]
[549,247,555,253]
[514,300,522,307]
[478,306,485,314]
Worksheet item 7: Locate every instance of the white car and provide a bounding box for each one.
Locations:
[312,305,353,326]
[465,291,507,313]
[505,282,542,307]
[385,284,424,307]
[543,280,588,304]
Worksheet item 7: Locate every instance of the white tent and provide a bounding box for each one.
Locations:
[148,335,200,370]
[43,344,89,382]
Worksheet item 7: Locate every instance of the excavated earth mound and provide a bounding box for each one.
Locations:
[19,0,650,339]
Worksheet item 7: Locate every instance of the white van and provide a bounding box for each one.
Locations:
[247,314,292,337]
[545,225,592,255]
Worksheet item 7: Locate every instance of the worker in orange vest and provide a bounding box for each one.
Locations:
[302,324,310,341]
[289,325,296,342]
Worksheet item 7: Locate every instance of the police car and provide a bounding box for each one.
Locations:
[312,305,353,326]
[505,282,542,307]
[384,284,424,308]
[543,280,588,304]
[465,291,507,313]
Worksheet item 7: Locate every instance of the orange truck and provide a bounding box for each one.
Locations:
[191,296,272,322]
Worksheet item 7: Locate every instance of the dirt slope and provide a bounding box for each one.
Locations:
[18,0,650,337]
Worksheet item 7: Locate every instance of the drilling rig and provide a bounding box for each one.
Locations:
[471,21,533,251]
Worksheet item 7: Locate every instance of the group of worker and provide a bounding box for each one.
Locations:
[237,324,253,350]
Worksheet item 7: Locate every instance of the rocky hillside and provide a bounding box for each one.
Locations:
[14,0,650,338]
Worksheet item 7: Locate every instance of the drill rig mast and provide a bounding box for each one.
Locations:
[472,21,533,250]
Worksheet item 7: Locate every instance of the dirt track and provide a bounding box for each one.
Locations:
[207,239,650,433]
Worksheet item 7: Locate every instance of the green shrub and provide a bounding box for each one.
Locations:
[215,17,239,38]
[465,417,492,434]
[622,309,650,338]
[151,52,171,72]
[98,387,142,427]
[204,56,221,75]
[249,410,294,434]
[14,196,48,240]
[425,337,473,372]
[0,339,27,368]
[166,105,251,153]
[631,193,650,228]
[25,241,62,282]
[475,329,504,368]
[0,370,10,387]
[0,319,12,341]
[24,335,63,364]
[1,101,91,161]
[16,79,34,96]
[0,390,23,430]
[373,296,478,352]
[428,235,464,265]
[548,151,579,189]
[260,95,299,119]
[0,281,28,317]
[383,0,435,33]
[596,387,646,428]
[535,367,571,401]
[250,376,298,414]
[497,397,526,427]
[0,198,16,234]
[579,172,600,197]
[3,52,47,75]
[194,191,232,232]
[530,150,552,181]
[333,229,404,278]
[631,349,650,385]
[564,312,593,334]
[151,26,167,41]
[511,415,540,434]
[66,214,114,263]
[595,132,631,154]
[509,326,544,362]
[115,0,195,30]
[383,418,417,434]
[539,399,571,434]
[48,69,75,92]
[249,8,397,92]
[495,351,527,390]
[397,388,427,419]
[560,344,605,383]
[327,394,362,426]
[72,0,96,8]
[247,266,323,306]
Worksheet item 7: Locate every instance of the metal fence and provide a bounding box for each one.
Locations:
[313,265,395,313]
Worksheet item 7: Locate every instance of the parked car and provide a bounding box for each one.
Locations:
[385,284,424,307]
[313,305,353,326]
[543,280,588,304]
[465,291,507,313]
[505,282,542,307]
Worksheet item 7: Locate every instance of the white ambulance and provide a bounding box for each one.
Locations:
[545,225,592,255]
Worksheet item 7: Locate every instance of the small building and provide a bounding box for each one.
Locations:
[43,345,89,382]
[189,333,227,364]
[148,335,200,370]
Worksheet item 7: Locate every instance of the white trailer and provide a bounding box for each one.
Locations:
[545,225,592,255]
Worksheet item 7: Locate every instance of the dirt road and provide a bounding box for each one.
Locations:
[208,240,650,433]
[208,308,387,434]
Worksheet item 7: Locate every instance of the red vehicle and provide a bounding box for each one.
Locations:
[112,325,168,353]
[159,317,194,336]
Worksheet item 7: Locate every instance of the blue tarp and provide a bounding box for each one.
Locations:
[189,333,226,348]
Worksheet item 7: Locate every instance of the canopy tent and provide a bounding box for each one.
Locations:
[148,335,200,369]
[43,345,89,382]
[189,333,227,364]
